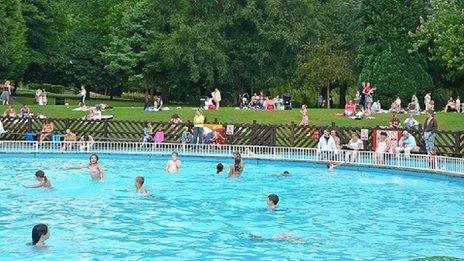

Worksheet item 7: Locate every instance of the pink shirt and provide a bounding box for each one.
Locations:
[154,131,165,143]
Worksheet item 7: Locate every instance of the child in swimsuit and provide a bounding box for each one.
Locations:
[24,170,52,189]
[135,176,147,194]
[88,154,104,180]
[165,152,181,173]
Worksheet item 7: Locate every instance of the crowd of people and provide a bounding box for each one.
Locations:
[240,92,287,111]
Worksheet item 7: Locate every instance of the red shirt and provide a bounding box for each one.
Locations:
[345,103,355,114]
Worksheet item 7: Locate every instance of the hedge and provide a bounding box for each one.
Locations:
[30,83,65,94]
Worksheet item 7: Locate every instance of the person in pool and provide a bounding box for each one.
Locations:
[267,194,279,210]
[229,152,244,177]
[327,162,343,171]
[165,152,181,173]
[24,170,52,189]
[280,171,290,176]
[31,224,49,247]
[69,154,104,180]
[216,163,224,174]
[135,176,147,194]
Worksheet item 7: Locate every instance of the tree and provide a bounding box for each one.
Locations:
[0,0,28,81]
[358,0,433,104]
[412,0,464,82]
[297,39,356,108]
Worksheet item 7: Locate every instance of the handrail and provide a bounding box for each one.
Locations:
[0,141,463,177]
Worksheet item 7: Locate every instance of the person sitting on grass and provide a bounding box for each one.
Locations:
[371,100,382,113]
[3,105,16,119]
[267,194,279,211]
[24,170,52,189]
[389,97,404,114]
[19,104,31,118]
[389,114,402,129]
[134,176,147,194]
[344,100,356,117]
[444,97,457,112]
[403,113,419,131]
[39,119,54,143]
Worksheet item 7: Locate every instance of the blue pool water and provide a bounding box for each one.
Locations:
[0,153,463,260]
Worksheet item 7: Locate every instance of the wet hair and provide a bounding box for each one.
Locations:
[35,170,48,183]
[282,171,290,176]
[89,154,99,163]
[136,176,145,185]
[268,194,279,205]
[172,152,178,157]
[216,163,224,174]
[31,224,48,245]
[234,158,241,172]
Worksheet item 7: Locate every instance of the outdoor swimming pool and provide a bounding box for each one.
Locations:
[1,153,463,260]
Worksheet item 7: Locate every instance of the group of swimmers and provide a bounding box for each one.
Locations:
[26,150,344,246]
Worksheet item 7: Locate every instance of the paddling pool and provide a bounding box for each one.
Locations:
[0,153,463,260]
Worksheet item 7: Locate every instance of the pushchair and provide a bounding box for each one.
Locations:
[241,93,250,109]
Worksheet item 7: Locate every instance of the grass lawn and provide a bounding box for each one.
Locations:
[3,94,464,130]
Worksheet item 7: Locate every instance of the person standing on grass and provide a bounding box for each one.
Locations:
[79,85,87,107]
[300,105,308,126]
[1,80,11,105]
[423,110,438,154]
[191,109,205,144]
[211,88,221,110]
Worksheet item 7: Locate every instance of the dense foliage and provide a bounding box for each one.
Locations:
[0,0,462,106]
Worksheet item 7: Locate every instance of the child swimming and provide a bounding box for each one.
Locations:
[327,162,343,171]
[67,154,105,180]
[134,176,147,194]
[229,152,244,177]
[267,194,279,210]
[165,152,181,173]
[24,170,52,189]
[31,224,50,247]
[216,163,224,174]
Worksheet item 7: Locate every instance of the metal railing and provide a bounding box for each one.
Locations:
[0,141,463,177]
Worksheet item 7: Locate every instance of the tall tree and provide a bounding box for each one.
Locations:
[412,0,464,83]
[358,0,433,104]
[0,0,28,81]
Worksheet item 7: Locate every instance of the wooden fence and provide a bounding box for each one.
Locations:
[1,117,463,157]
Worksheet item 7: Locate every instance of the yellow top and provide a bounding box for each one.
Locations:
[194,115,205,127]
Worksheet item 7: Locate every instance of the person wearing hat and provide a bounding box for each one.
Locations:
[423,110,438,154]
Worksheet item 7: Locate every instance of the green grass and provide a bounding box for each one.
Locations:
[3,94,464,130]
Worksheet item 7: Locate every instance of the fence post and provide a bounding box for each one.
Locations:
[252,120,257,145]
[454,131,462,157]
[27,117,32,132]
[103,120,109,141]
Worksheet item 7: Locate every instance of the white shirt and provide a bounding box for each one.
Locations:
[317,136,337,151]
[404,117,419,129]
[348,139,363,150]
[80,89,86,96]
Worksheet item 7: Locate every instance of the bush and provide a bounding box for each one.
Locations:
[29,83,65,94]
[121,91,145,101]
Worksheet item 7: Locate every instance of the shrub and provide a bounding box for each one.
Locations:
[29,83,65,94]
[121,91,145,101]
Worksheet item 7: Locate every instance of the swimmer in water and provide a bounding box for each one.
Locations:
[281,171,290,176]
[31,224,49,247]
[267,194,279,210]
[327,162,343,171]
[68,154,104,180]
[134,176,147,194]
[229,152,244,177]
[24,170,52,189]
[165,152,181,173]
[216,163,224,174]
